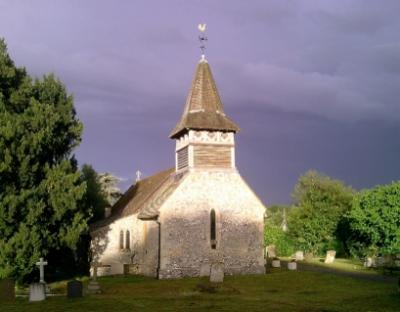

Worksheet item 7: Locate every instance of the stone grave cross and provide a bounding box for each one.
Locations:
[36,257,48,284]
[91,260,98,281]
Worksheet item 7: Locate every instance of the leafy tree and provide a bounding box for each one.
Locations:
[0,39,87,283]
[264,205,295,256]
[347,182,400,257]
[98,172,122,206]
[266,205,290,231]
[288,170,354,256]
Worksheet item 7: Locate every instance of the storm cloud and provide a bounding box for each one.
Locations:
[1,0,399,203]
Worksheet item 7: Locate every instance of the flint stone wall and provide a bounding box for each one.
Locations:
[91,214,159,277]
[158,169,265,279]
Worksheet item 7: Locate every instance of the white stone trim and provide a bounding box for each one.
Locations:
[231,146,235,168]
[188,145,194,168]
[175,130,234,151]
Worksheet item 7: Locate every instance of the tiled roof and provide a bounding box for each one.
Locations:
[90,168,175,231]
[170,59,240,138]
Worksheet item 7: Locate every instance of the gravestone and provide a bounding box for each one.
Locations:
[271,259,281,268]
[266,245,276,258]
[324,250,336,264]
[36,257,48,284]
[209,263,224,283]
[295,251,304,261]
[29,283,45,302]
[364,257,376,268]
[0,278,15,302]
[288,261,297,270]
[67,280,83,298]
[199,263,211,277]
[87,261,101,294]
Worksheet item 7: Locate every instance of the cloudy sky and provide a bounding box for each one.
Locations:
[1,0,399,204]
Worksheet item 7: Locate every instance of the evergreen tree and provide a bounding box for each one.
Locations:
[0,39,87,283]
[81,164,108,223]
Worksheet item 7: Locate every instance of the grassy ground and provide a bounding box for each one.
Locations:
[3,270,399,312]
[305,258,378,274]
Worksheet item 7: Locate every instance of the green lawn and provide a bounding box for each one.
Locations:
[3,271,399,312]
[304,258,378,274]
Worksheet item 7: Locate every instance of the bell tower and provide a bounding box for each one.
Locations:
[170,56,239,172]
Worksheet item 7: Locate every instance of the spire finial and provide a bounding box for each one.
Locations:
[198,23,207,60]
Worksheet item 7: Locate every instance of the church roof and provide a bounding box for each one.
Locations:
[169,58,240,138]
[90,167,177,231]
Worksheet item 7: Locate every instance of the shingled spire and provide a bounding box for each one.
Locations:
[169,57,240,139]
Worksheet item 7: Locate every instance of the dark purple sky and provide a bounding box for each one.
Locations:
[1,0,400,204]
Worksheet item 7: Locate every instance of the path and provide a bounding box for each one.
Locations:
[278,260,398,284]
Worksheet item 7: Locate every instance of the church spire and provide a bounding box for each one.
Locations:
[169,25,239,139]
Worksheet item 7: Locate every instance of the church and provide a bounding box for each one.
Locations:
[90,51,267,279]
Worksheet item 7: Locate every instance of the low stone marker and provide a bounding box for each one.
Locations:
[0,278,15,302]
[87,261,101,294]
[364,257,376,268]
[29,283,45,302]
[295,251,304,261]
[266,245,276,258]
[67,280,83,298]
[288,261,297,270]
[199,263,211,277]
[324,250,336,264]
[210,263,224,283]
[271,258,281,268]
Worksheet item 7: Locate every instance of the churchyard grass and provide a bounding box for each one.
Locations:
[3,271,399,312]
[305,258,377,274]
[278,257,378,275]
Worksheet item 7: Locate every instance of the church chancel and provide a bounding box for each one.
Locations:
[90,26,266,278]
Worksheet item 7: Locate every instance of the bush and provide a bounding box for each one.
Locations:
[346,182,400,258]
[264,225,296,256]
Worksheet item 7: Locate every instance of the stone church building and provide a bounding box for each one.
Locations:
[90,54,266,279]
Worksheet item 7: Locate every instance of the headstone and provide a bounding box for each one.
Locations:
[0,278,15,302]
[199,263,211,277]
[288,261,297,270]
[87,261,101,294]
[271,259,281,268]
[376,256,386,267]
[67,280,83,298]
[36,257,48,284]
[209,263,224,283]
[324,250,336,264]
[266,245,276,258]
[29,283,45,302]
[295,251,304,261]
[364,257,376,268]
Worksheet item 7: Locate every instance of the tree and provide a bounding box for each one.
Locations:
[347,182,400,257]
[0,39,87,283]
[288,170,354,256]
[81,164,108,222]
[98,172,122,206]
[264,205,295,256]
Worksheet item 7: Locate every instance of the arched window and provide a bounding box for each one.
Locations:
[125,230,130,250]
[210,209,216,249]
[119,230,124,250]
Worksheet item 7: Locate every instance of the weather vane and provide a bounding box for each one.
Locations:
[198,23,207,58]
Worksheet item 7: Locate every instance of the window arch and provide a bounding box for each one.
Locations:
[125,230,130,250]
[119,230,124,250]
[210,209,216,249]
